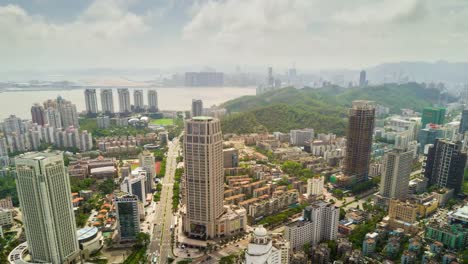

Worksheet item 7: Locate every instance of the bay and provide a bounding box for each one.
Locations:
[0,86,255,119]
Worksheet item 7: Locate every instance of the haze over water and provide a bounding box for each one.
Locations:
[0,86,256,119]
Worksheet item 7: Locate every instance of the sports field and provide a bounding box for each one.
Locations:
[150,118,174,126]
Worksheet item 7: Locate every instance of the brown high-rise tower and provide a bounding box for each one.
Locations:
[183,116,224,239]
[344,100,375,183]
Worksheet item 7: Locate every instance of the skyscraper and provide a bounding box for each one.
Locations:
[424,139,466,194]
[421,107,446,128]
[31,103,46,126]
[344,100,375,182]
[191,99,203,117]
[84,88,98,115]
[459,109,468,134]
[118,88,131,113]
[378,149,413,204]
[114,192,140,241]
[15,152,80,263]
[133,89,144,112]
[183,116,224,239]
[100,89,114,114]
[359,70,367,87]
[148,89,158,112]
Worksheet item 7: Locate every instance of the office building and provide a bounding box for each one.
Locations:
[185,72,224,87]
[421,107,446,128]
[378,149,413,203]
[15,152,80,263]
[307,176,324,198]
[191,99,203,117]
[147,89,158,112]
[459,109,468,134]
[424,139,466,194]
[244,226,287,264]
[359,70,367,87]
[45,107,62,129]
[100,89,114,114]
[183,116,224,239]
[84,88,98,115]
[290,128,314,147]
[114,192,140,241]
[118,88,131,113]
[344,100,375,182]
[133,89,144,112]
[31,103,46,126]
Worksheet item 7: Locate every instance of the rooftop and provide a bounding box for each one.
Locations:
[192,116,214,121]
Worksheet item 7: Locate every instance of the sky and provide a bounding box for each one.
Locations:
[1,0,468,73]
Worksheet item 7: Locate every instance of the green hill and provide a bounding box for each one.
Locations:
[221,83,450,135]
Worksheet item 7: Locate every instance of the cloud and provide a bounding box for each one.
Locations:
[0,0,152,69]
[1,0,468,73]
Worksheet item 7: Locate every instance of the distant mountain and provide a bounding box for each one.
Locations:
[221,83,452,135]
[367,61,468,87]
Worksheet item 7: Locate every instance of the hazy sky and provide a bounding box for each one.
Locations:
[1,0,468,72]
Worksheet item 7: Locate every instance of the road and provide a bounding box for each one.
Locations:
[149,138,181,263]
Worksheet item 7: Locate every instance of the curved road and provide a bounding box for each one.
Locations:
[149,137,181,263]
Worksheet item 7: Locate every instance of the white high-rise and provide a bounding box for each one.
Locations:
[84,88,98,114]
[133,89,144,111]
[15,152,80,263]
[379,149,413,202]
[183,116,224,239]
[285,201,338,249]
[307,176,324,197]
[139,150,155,193]
[100,89,114,114]
[118,88,131,113]
[148,90,158,112]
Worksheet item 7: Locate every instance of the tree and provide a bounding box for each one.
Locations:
[281,161,302,176]
[135,232,150,249]
[339,208,346,220]
[98,179,115,195]
[303,242,311,260]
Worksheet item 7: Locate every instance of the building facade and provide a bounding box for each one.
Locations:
[307,176,324,198]
[183,116,224,239]
[118,88,131,113]
[424,139,467,194]
[114,192,140,241]
[100,89,114,114]
[84,88,98,115]
[378,149,413,203]
[147,90,158,112]
[15,152,80,263]
[191,99,203,117]
[31,103,46,126]
[133,89,144,112]
[344,100,375,182]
